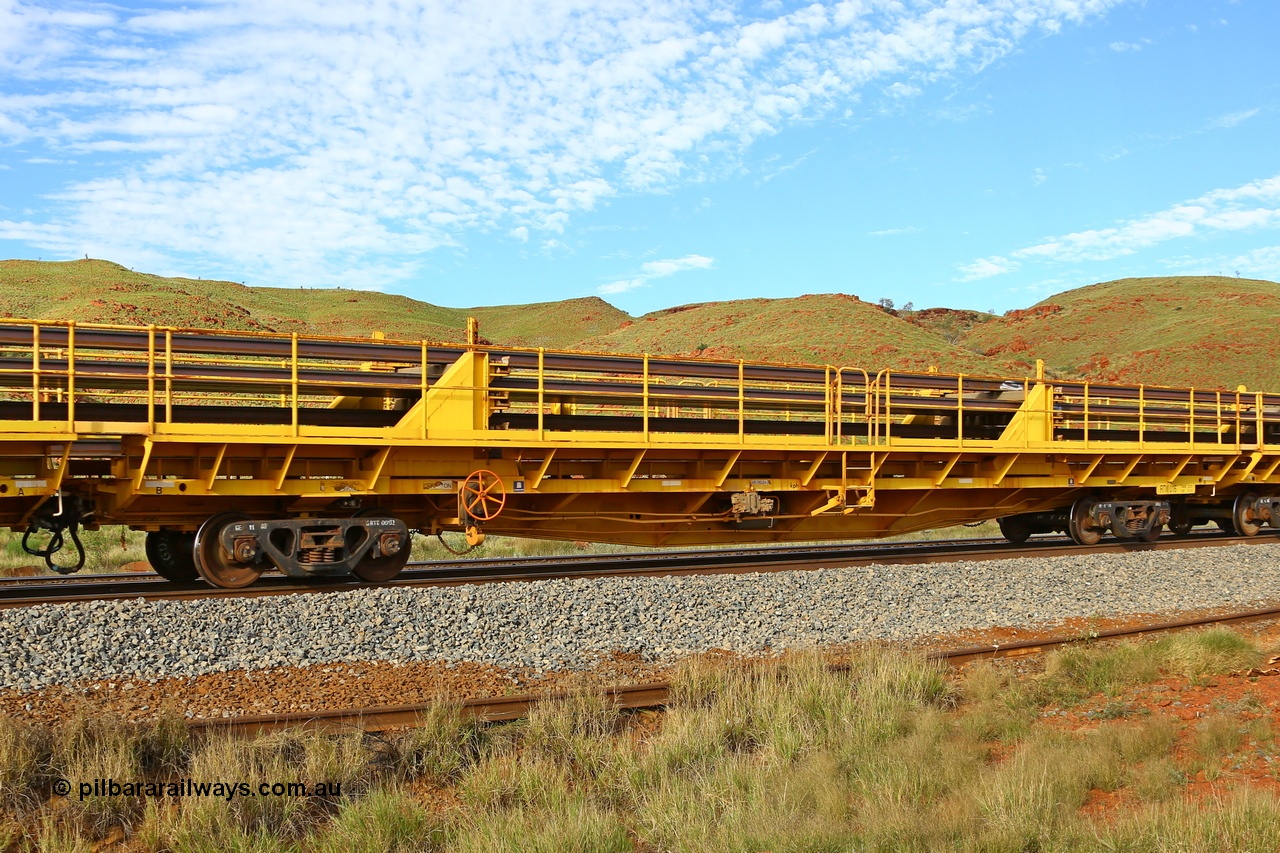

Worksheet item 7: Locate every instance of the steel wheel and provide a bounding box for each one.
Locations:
[460,469,506,522]
[1068,497,1102,546]
[1231,492,1263,537]
[997,515,1032,545]
[1138,522,1162,543]
[193,511,262,589]
[145,530,199,582]
[351,508,411,582]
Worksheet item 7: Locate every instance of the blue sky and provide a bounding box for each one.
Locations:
[1,0,1277,316]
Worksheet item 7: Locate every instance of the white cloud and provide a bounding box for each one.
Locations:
[509,226,529,243]
[957,256,1016,281]
[1163,245,1280,281]
[955,173,1280,278]
[599,278,647,295]
[0,0,1123,288]
[758,147,817,184]
[869,225,919,237]
[1210,108,1260,129]
[600,253,713,294]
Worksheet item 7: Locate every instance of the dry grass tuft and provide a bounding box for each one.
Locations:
[6,628,1280,851]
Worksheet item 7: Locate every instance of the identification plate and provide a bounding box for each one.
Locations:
[1156,483,1196,495]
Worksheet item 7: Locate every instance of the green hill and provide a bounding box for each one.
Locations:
[2,259,1277,391]
[961,276,1280,390]
[0,259,628,350]
[578,294,1017,374]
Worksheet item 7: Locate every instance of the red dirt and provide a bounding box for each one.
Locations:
[0,652,674,725]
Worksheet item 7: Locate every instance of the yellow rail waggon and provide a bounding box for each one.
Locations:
[0,320,1276,587]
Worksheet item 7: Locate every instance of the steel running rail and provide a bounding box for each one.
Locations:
[2,528,1275,608]
[191,601,1280,736]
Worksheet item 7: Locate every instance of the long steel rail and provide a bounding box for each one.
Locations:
[191,600,1280,736]
[3,528,1275,608]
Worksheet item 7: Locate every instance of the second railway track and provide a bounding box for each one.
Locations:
[193,599,1280,736]
[3,528,1276,608]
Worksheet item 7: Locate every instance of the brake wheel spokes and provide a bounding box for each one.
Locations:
[460,469,506,522]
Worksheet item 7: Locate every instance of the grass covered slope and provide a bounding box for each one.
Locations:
[4,260,1278,391]
[3,633,1279,851]
[578,294,1019,374]
[963,276,1280,390]
[0,259,630,349]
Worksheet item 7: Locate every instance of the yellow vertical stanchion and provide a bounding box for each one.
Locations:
[164,330,174,424]
[537,348,545,440]
[1257,392,1265,451]
[885,371,892,444]
[957,375,964,446]
[835,369,843,445]
[1138,385,1145,449]
[66,322,76,427]
[737,360,745,442]
[1188,389,1195,448]
[290,333,299,436]
[147,326,156,432]
[31,324,40,422]
[642,353,649,440]
[823,366,832,445]
[1235,389,1242,451]
[1216,392,1222,445]
[1083,383,1090,448]
[420,341,429,440]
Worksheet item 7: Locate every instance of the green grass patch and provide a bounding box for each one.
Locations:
[4,630,1275,850]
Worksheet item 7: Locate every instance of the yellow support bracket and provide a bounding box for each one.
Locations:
[131,440,154,494]
[363,446,392,491]
[713,451,741,489]
[991,454,1020,486]
[204,443,227,490]
[933,453,961,487]
[1166,454,1193,483]
[1077,455,1104,486]
[529,449,556,491]
[620,449,646,489]
[1258,456,1280,483]
[1212,453,1244,484]
[799,452,827,487]
[1218,452,1262,487]
[272,445,297,491]
[1115,455,1143,484]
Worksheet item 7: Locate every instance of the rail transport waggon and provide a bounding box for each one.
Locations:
[1,319,1277,588]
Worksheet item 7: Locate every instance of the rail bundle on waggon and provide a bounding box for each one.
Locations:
[0,319,1277,587]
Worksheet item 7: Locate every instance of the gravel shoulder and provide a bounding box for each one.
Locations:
[3,543,1279,721]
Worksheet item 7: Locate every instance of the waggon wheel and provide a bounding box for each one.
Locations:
[1068,497,1102,546]
[145,530,199,582]
[351,508,411,583]
[1230,492,1262,537]
[193,511,263,589]
[997,515,1032,545]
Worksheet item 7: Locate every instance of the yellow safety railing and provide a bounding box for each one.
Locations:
[0,319,1273,453]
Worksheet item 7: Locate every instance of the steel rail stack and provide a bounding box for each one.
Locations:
[0,319,1277,587]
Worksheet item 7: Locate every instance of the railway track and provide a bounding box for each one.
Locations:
[190,600,1280,736]
[2,529,1276,608]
